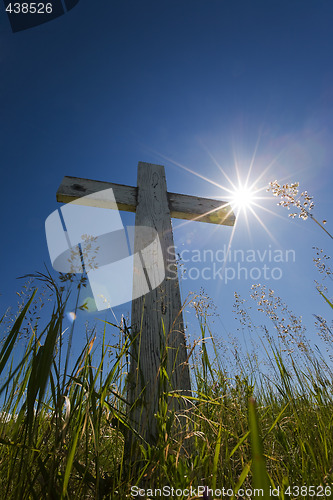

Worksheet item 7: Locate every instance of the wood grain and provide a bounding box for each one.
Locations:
[57,175,235,226]
[128,162,192,443]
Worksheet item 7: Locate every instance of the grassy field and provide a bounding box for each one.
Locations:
[0,269,333,500]
[1,183,332,499]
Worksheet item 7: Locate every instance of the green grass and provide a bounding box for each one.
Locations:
[0,271,333,500]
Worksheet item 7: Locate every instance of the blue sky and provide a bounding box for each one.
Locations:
[1,1,333,366]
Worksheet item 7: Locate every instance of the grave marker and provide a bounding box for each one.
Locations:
[56,162,235,443]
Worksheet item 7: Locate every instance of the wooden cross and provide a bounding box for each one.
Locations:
[56,162,235,444]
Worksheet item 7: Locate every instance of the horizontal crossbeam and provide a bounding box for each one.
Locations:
[56,175,235,226]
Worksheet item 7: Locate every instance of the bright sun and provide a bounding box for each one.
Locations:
[148,141,278,244]
[231,184,255,211]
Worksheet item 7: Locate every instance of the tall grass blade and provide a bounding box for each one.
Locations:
[248,397,270,499]
[0,289,37,376]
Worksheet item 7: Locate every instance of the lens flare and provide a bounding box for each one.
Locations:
[67,311,76,322]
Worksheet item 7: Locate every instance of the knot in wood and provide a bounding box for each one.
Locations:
[72,183,86,192]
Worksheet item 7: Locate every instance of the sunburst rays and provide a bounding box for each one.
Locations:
[142,139,286,262]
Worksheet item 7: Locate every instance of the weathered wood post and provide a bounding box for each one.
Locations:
[127,163,192,444]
